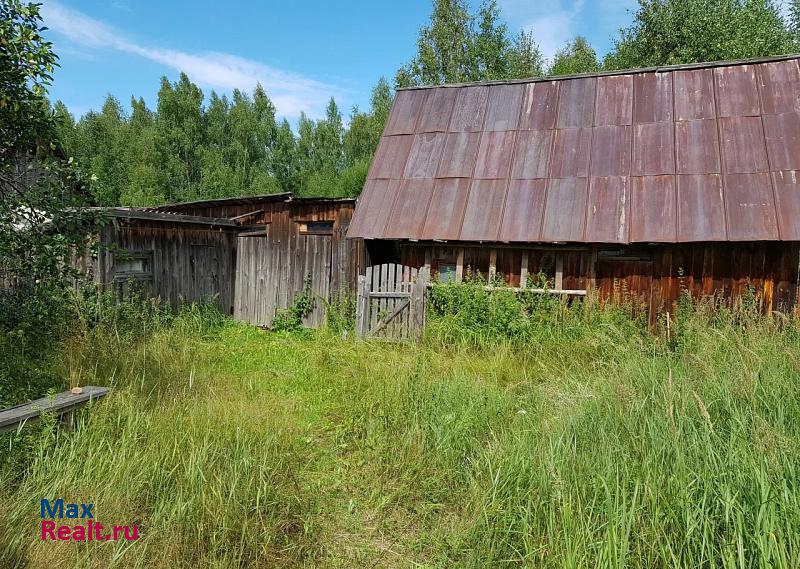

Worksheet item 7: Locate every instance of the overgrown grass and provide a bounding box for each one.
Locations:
[1,287,799,567]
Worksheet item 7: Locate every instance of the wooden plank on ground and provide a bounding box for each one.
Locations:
[0,387,110,432]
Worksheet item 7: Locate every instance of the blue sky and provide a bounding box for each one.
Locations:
[42,0,643,123]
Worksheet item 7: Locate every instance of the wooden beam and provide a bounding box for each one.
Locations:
[104,208,238,227]
[489,249,497,282]
[230,209,264,222]
[369,291,412,299]
[587,246,598,291]
[520,251,529,288]
[426,284,586,295]
[368,299,410,336]
[555,254,564,290]
[456,249,464,282]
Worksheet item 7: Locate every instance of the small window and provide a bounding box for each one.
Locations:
[116,258,148,273]
[114,251,152,281]
[437,263,457,283]
[298,221,334,235]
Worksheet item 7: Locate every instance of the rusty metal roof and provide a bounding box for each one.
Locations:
[348,54,800,243]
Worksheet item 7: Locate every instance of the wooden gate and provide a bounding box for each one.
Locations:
[356,264,429,340]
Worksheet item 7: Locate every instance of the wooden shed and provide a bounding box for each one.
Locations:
[92,194,363,327]
[347,55,800,327]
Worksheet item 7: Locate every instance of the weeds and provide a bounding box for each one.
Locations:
[1,285,799,567]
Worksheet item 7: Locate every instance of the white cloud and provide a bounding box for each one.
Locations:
[499,0,640,63]
[40,1,346,118]
[499,0,585,63]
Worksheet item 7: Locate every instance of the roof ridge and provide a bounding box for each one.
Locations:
[396,53,800,91]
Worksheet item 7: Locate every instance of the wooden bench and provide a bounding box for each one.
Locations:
[0,386,110,433]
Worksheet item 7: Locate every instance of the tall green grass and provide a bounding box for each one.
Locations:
[1,287,799,567]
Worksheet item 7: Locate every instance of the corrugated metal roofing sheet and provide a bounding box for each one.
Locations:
[772,170,800,240]
[460,179,506,241]
[595,75,633,126]
[541,178,588,241]
[630,175,677,242]
[676,119,721,174]
[348,55,800,243]
[519,82,558,130]
[677,174,726,241]
[674,69,716,120]
[421,178,470,240]
[498,179,546,242]
[586,176,629,243]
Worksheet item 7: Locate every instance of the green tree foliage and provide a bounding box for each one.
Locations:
[0,0,99,404]
[0,0,97,300]
[58,73,392,204]
[396,0,544,86]
[548,36,600,76]
[605,0,795,70]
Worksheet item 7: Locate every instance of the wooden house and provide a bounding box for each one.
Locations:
[93,194,363,327]
[347,55,800,326]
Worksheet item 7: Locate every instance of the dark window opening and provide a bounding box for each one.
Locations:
[299,221,334,235]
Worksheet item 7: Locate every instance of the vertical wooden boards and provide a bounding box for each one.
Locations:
[355,263,427,341]
[234,235,278,326]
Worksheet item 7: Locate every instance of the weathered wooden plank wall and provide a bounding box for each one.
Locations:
[388,241,800,323]
[232,200,363,327]
[86,199,363,328]
[97,219,238,313]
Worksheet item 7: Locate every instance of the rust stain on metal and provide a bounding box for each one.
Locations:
[633,72,673,123]
[437,132,481,177]
[383,179,435,239]
[403,133,447,179]
[557,77,596,128]
[762,113,800,171]
[511,130,552,179]
[368,134,413,179]
[352,179,400,238]
[633,122,675,175]
[550,128,592,178]
[591,125,632,176]
[449,86,489,132]
[719,116,768,173]
[541,178,588,242]
[724,173,778,240]
[676,119,721,174]
[421,178,471,240]
[714,65,760,117]
[595,75,633,126]
[677,174,726,241]
[674,69,716,120]
[585,176,629,243]
[460,179,507,241]
[519,81,558,130]
[484,84,524,131]
[772,170,800,240]
[474,131,516,179]
[758,60,800,114]
[416,87,458,133]
[384,90,427,135]
[498,179,547,242]
[630,175,677,242]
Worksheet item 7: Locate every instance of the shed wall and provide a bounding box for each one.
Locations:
[377,241,800,324]
[96,220,238,313]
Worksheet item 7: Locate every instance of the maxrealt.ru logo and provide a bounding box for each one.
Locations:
[40,499,139,542]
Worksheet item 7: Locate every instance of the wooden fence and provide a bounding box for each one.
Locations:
[356,263,429,340]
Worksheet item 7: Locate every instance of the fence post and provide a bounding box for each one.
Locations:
[356,274,367,337]
[411,266,430,339]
